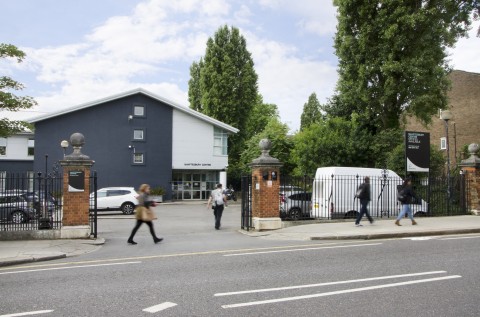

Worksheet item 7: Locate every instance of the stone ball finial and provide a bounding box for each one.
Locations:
[70,133,85,147]
[468,143,479,155]
[259,139,272,151]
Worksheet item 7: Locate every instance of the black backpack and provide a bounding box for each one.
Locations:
[397,186,407,203]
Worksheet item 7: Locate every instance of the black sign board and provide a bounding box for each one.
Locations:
[405,131,430,172]
[68,170,85,192]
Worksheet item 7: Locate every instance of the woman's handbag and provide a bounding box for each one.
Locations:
[135,206,157,221]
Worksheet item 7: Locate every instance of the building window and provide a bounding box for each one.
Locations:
[133,129,145,140]
[0,138,6,156]
[133,153,144,164]
[28,139,35,156]
[134,105,145,117]
[213,127,228,156]
[440,137,447,150]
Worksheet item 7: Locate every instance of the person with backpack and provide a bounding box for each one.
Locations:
[355,176,374,226]
[395,178,418,226]
[207,183,227,230]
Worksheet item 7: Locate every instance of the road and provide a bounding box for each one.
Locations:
[1,203,479,316]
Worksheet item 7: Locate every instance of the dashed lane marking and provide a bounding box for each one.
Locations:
[143,302,177,313]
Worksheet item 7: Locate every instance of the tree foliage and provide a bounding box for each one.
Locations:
[333,0,477,130]
[300,93,323,131]
[239,117,294,175]
[188,59,203,112]
[244,97,279,139]
[196,25,259,159]
[291,115,375,176]
[0,43,36,137]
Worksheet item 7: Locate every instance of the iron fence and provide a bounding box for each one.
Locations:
[280,172,470,221]
[89,171,98,238]
[241,175,252,230]
[0,172,63,231]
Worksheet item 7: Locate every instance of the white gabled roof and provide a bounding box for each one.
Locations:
[27,88,239,134]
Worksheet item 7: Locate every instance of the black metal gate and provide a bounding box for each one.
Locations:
[0,172,63,232]
[241,175,252,230]
[89,171,98,238]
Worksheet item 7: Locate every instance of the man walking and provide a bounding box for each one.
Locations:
[355,176,374,226]
[207,183,227,230]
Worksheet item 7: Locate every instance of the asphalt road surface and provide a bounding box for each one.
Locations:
[1,203,479,316]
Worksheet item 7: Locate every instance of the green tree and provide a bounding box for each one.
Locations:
[300,93,323,131]
[239,117,294,175]
[291,115,374,176]
[188,59,203,112]
[244,97,279,139]
[333,0,477,130]
[199,25,259,158]
[0,43,36,137]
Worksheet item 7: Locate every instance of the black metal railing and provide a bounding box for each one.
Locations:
[89,171,98,238]
[280,172,469,220]
[0,172,63,231]
[240,175,252,230]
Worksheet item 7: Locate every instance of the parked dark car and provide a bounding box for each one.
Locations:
[280,192,312,220]
[0,194,37,224]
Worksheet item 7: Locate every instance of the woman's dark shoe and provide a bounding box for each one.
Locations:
[154,238,163,244]
[127,239,137,245]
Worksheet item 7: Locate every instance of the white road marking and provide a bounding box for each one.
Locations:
[215,271,447,296]
[223,243,382,256]
[0,310,53,317]
[0,261,141,275]
[403,237,437,240]
[143,302,177,313]
[222,275,461,308]
[440,235,480,240]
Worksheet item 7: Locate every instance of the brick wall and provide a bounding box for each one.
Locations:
[62,167,91,226]
[405,70,480,166]
[251,167,281,218]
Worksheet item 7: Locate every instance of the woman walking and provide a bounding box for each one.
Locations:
[395,178,418,226]
[128,184,163,244]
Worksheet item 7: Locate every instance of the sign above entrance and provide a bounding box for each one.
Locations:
[184,163,212,167]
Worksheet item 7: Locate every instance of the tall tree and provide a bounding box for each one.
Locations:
[188,59,203,112]
[333,0,477,130]
[0,43,36,137]
[300,93,323,131]
[199,25,259,159]
[244,97,279,139]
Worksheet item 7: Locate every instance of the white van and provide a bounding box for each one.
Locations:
[311,167,428,219]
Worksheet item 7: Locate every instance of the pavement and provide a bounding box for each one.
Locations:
[1,215,480,267]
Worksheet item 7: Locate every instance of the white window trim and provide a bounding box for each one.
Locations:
[440,137,447,150]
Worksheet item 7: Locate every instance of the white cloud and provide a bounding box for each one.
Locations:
[448,20,480,73]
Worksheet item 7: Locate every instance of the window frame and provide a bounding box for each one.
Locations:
[132,152,145,165]
[213,127,228,156]
[133,104,146,117]
[133,128,145,141]
[440,137,447,150]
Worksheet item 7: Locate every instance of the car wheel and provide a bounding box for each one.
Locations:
[344,210,358,219]
[121,202,135,215]
[289,208,302,220]
[11,211,26,224]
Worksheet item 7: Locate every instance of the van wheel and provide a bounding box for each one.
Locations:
[414,211,427,217]
[344,210,358,219]
[289,208,302,220]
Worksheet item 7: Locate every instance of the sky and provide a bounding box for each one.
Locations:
[1,0,479,132]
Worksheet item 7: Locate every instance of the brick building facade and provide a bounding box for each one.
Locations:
[405,70,480,167]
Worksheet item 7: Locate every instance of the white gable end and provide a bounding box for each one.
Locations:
[172,110,228,170]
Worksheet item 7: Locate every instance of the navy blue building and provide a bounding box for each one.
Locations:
[28,89,238,200]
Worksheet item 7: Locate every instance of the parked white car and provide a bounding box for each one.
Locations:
[90,187,138,215]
